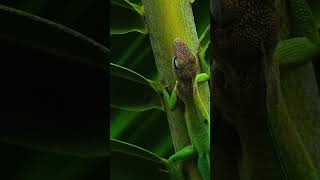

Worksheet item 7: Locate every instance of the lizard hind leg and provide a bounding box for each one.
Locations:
[168,145,195,164]
[168,145,195,180]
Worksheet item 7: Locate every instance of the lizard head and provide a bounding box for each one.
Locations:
[172,38,197,82]
[172,38,198,97]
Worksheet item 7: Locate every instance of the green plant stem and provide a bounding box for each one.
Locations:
[142,0,210,179]
[280,64,320,174]
[266,66,318,179]
[278,0,320,176]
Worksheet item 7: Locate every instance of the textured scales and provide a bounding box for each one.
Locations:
[274,0,320,67]
[287,0,320,42]
[212,0,320,179]
[274,37,320,67]
[212,0,279,127]
[212,0,289,180]
[212,0,279,62]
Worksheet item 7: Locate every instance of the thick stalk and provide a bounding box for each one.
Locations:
[278,0,320,175]
[266,65,318,179]
[142,0,210,179]
[240,124,285,180]
[261,1,319,179]
[280,64,320,173]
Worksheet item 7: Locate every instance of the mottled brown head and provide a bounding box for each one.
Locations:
[172,38,197,98]
[173,38,197,81]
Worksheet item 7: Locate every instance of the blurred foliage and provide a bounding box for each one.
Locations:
[0,0,107,179]
[306,0,320,89]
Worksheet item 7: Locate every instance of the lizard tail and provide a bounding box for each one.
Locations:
[198,153,210,180]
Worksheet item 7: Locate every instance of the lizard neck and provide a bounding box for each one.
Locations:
[177,78,196,102]
[182,83,210,152]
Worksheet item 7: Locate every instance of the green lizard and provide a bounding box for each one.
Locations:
[162,38,210,180]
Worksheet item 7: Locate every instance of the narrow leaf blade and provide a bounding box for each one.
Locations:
[0,4,109,69]
[110,63,164,111]
[111,2,147,35]
[111,138,170,180]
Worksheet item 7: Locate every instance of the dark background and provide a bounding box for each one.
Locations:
[0,0,108,179]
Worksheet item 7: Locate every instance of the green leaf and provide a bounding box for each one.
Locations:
[193,0,210,39]
[199,24,211,73]
[153,134,174,158]
[113,0,144,15]
[0,4,108,158]
[110,107,173,160]
[111,139,170,180]
[193,0,211,67]
[111,138,166,163]
[111,1,147,35]
[0,4,108,69]
[111,33,159,79]
[0,142,106,180]
[110,63,164,111]
[0,137,108,158]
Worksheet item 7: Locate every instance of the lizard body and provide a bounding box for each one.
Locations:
[163,38,210,180]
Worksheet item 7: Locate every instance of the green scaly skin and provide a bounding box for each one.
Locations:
[269,0,320,179]
[211,0,319,179]
[163,38,210,180]
[275,0,320,67]
[270,0,320,179]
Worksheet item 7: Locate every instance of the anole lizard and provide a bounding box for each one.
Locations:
[162,38,210,180]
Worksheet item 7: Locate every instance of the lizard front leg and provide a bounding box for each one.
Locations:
[275,0,320,67]
[162,81,178,110]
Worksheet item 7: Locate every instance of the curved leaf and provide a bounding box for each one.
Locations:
[0,4,109,69]
[0,142,107,180]
[111,138,166,163]
[111,139,170,180]
[111,2,147,35]
[193,0,211,67]
[110,63,164,111]
[112,0,144,15]
[0,27,108,157]
[199,24,211,72]
[0,137,108,158]
[193,0,210,39]
[111,33,159,79]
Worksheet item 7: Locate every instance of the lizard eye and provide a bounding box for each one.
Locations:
[173,56,179,69]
